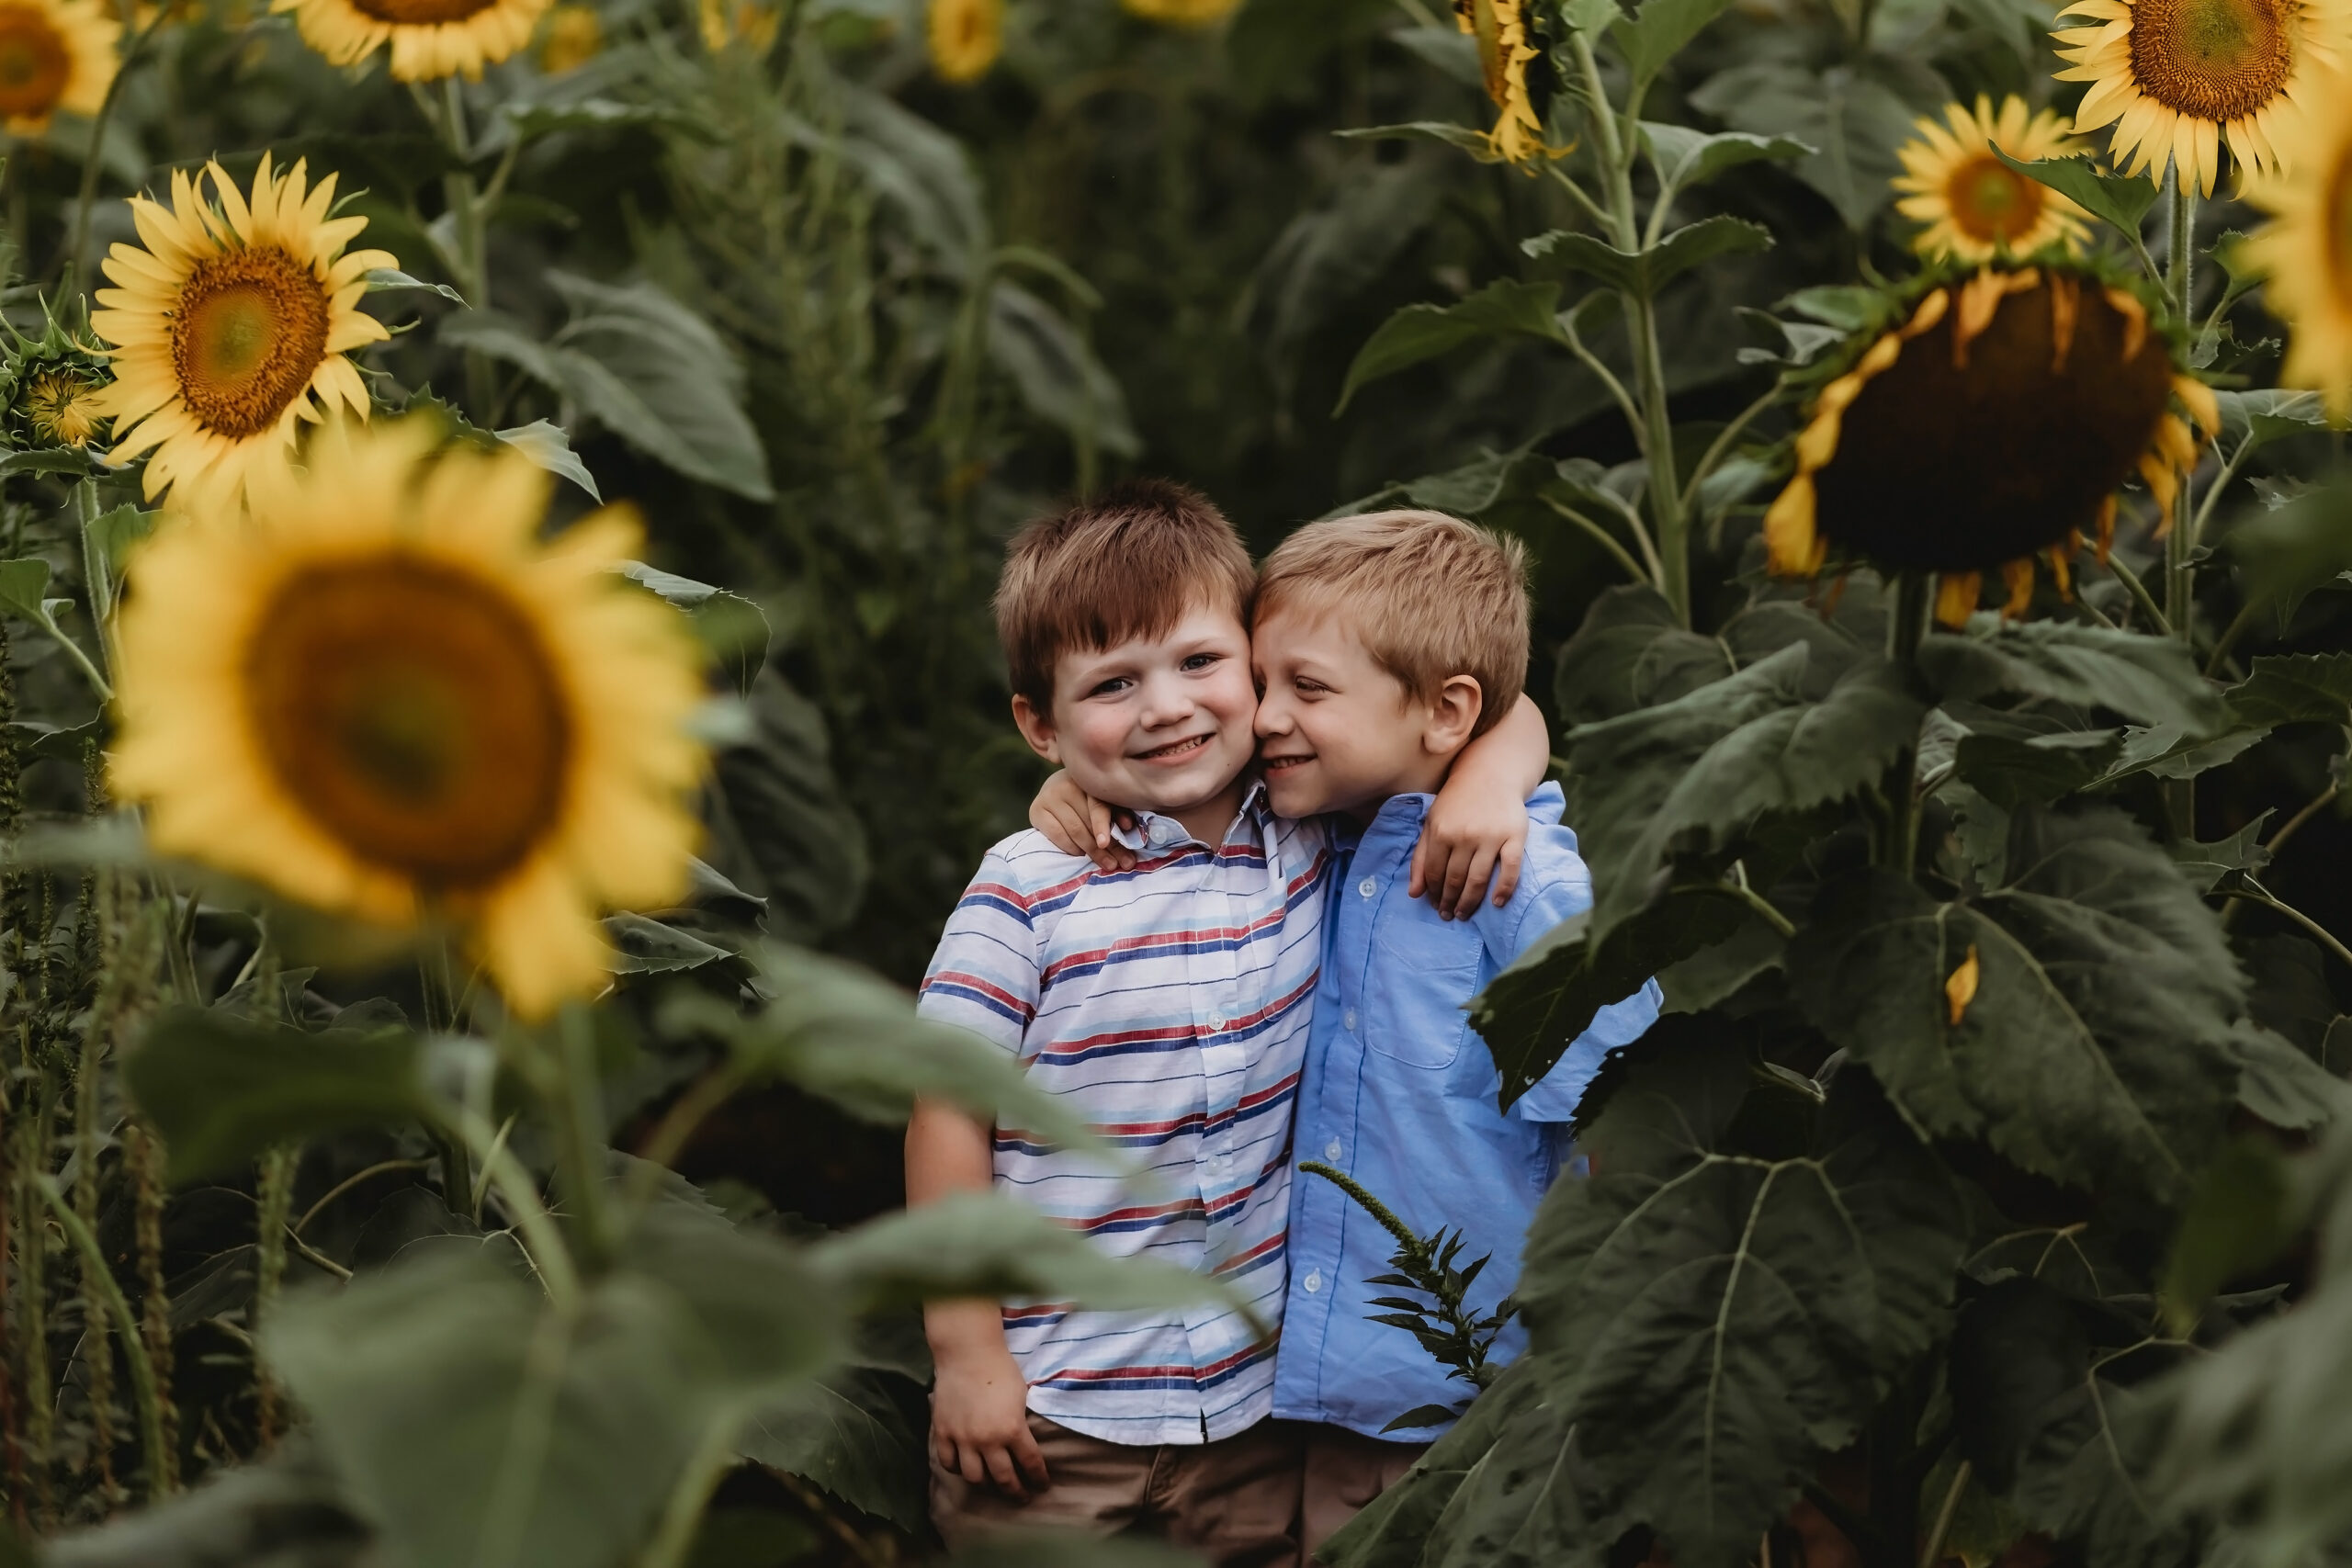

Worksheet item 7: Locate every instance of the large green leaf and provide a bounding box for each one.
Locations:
[1513,1032,1967,1567]
[125,1008,439,1184]
[808,1191,1233,1314]
[2222,652,2352,727]
[987,280,1142,458]
[701,670,869,943]
[1988,149,2160,239]
[1640,124,1812,197]
[1790,807,2243,1198]
[267,1211,842,1568]
[1566,646,1926,939]
[2224,476,2352,630]
[1611,0,1738,86]
[1335,280,1565,412]
[1472,888,1745,1108]
[663,942,1103,1155]
[739,1363,926,1531]
[1523,217,1772,299]
[1553,584,1734,724]
[1688,61,1927,226]
[1918,619,2226,733]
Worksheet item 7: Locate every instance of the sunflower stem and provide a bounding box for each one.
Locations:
[33,1175,167,1504]
[1881,572,1930,879]
[2159,171,2200,840]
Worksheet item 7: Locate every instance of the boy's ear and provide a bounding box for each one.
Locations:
[1011,694,1064,764]
[1424,674,1484,757]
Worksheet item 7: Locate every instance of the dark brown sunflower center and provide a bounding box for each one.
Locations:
[346,0,499,25]
[169,246,331,440]
[1945,154,2046,243]
[245,558,572,890]
[0,6,70,119]
[1811,276,2175,571]
[2127,0,2295,121]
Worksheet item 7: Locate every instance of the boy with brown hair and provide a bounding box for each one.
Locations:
[908,482,1549,1565]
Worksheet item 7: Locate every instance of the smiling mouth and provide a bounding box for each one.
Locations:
[1261,752,1314,772]
[1134,733,1215,763]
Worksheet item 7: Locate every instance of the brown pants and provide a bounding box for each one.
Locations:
[1300,1423,1429,1563]
[931,1412,1304,1567]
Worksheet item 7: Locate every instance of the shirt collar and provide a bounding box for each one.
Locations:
[1108,778,1276,859]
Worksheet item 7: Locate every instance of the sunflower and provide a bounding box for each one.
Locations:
[1455,0,1553,164]
[1763,263,2219,625]
[537,0,597,70]
[0,0,117,134]
[2245,74,2352,414]
[21,369,105,447]
[1893,96,2093,261]
[695,0,775,51]
[109,417,707,1019]
[272,0,549,80]
[1122,0,1241,22]
[2052,0,2345,195]
[88,155,394,512]
[927,0,998,82]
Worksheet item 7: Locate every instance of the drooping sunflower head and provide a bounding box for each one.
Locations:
[1763,261,2219,624]
[1893,96,2092,261]
[537,0,597,70]
[88,154,396,511]
[2053,0,2345,194]
[110,416,708,1019]
[927,0,999,81]
[0,0,118,133]
[1454,0,1560,166]
[1122,0,1240,20]
[2245,71,2352,414]
[270,0,550,80]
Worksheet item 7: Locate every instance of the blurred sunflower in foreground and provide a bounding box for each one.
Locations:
[90,154,393,510]
[0,0,116,133]
[928,0,998,81]
[1763,261,2217,626]
[110,418,708,1019]
[1455,0,1551,164]
[272,0,549,79]
[1894,96,2090,261]
[537,0,597,70]
[2245,71,2352,414]
[2052,0,2342,193]
[1122,0,1241,23]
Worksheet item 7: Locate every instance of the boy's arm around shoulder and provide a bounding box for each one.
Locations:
[1470,806,1663,1124]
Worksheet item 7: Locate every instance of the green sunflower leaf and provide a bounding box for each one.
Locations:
[1554,585,1734,724]
[2223,651,2352,727]
[1789,807,2243,1199]
[1988,148,2162,241]
[2159,1134,2302,1335]
[1688,60,1925,227]
[1472,887,1747,1109]
[1612,0,1739,89]
[1512,1029,1967,1568]
[1332,120,1503,159]
[1639,125,1813,197]
[1566,645,1927,941]
[1335,279,1565,413]
[1918,619,2227,734]
[1523,216,1771,299]
[2226,474,2352,629]
[124,1007,437,1184]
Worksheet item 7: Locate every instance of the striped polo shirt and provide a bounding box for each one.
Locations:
[916,783,1329,1445]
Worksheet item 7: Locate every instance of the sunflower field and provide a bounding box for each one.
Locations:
[0,0,2350,1560]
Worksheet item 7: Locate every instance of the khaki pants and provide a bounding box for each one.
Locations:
[1300,1423,1429,1563]
[931,1412,1304,1568]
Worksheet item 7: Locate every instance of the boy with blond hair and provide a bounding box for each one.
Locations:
[907,481,1549,1565]
[1247,510,1660,1555]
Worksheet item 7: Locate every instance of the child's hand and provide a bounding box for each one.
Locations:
[1409,787,1528,920]
[931,1342,1051,1498]
[1030,769,1136,873]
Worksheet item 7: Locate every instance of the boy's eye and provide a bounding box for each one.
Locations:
[1181,652,1222,672]
[1087,675,1134,698]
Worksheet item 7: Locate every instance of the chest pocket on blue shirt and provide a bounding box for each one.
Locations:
[1363,909,1483,1068]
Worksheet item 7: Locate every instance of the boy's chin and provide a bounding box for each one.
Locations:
[1262,771,1330,818]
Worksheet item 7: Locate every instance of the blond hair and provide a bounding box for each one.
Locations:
[994,479,1256,714]
[1256,509,1529,739]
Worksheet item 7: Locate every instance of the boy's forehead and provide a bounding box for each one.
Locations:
[1057,599,1250,669]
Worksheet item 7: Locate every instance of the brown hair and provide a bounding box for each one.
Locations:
[994,479,1256,714]
[1255,509,1530,739]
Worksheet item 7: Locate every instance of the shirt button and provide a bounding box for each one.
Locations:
[1343,1010,1357,1032]
[1358,876,1376,898]
[1303,1270,1322,1294]
[1207,1013,1226,1032]
[1324,1139,1342,1162]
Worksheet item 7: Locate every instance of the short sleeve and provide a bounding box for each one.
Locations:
[916,847,1043,1057]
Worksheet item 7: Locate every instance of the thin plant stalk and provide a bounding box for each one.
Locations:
[34,1176,169,1501]
[67,8,172,288]
[72,969,118,1503]
[251,1144,296,1447]
[1882,573,1932,877]
[2162,170,2199,837]
[125,1117,177,1492]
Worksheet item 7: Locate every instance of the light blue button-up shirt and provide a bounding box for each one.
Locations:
[1267,783,1661,1441]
